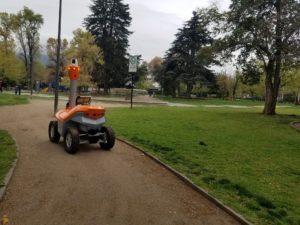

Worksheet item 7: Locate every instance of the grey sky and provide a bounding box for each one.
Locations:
[1,0,231,64]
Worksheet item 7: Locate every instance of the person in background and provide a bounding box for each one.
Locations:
[18,85,21,95]
[0,81,3,93]
[14,86,18,95]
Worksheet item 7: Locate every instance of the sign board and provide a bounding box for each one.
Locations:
[129,55,138,73]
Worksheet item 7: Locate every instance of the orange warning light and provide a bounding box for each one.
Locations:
[68,65,80,80]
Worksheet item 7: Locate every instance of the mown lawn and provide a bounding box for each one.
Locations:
[0,130,17,187]
[0,94,24,188]
[156,95,294,107]
[105,106,300,225]
[0,93,29,106]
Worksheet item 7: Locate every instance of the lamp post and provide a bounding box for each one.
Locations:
[54,0,62,114]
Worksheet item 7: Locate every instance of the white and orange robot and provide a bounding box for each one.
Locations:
[48,59,115,154]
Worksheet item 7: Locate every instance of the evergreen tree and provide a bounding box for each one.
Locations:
[160,55,184,97]
[84,0,132,94]
[162,10,217,98]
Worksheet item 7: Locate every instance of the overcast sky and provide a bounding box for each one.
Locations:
[1,0,231,64]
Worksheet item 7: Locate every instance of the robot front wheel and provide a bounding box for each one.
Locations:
[64,127,80,154]
[99,126,116,150]
[48,121,80,154]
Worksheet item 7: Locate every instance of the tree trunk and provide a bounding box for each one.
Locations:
[103,80,109,95]
[263,0,282,115]
[29,54,34,97]
[177,84,181,97]
[172,84,176,98]
[263,84,278,115]
[263,68,281,115]
[186,83,193,98]
[103,67,109,95]
[263,63,280,115]
[232,76,240,99]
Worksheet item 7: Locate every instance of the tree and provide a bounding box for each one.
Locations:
[148,57,163,75]
[84,0,132,94]
[33,61,46,82]
[217,72,229,98]
[135,61,150,89]
[283,68,300,104]
[61,29,103,88]
[0,12,25,86]
[13,6,43,95]
[46,38,68,81]
[0,48,25,86]
[135,60,148,82]
[216,72,243,99]
[225,0,300,115]
[174,11,213,98]
[0,13,15,54]
[162,9,219,98]
[152,62,164,92]
[230,71,241,98]
[160,55,184,97]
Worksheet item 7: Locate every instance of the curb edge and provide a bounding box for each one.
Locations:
[290,121,300,131]
[0,135,19,202]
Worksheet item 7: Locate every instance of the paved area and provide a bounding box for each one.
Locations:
[4,91,168,106]
[0,99,240,225]
[202,104,291,109]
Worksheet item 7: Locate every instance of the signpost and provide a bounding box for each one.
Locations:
[129,55,138,109]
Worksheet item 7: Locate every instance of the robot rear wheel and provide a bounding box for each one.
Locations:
[49,121,60,143]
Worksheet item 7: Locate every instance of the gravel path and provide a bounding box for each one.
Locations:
[0,99,240,225]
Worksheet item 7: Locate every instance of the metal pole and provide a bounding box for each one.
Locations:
[69,79,77,108]
[54,0,62,114]
[131,73,133,109]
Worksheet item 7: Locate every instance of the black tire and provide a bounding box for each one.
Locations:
[49,121,60,143]
[100,126,115,150]
[64,127,79,154]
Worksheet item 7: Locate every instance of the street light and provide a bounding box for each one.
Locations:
[54,0,62,114]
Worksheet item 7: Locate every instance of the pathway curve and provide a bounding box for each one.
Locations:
[0,99,240,225]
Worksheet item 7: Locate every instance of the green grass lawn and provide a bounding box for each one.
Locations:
[0,93,29,106]
[105,106,300,225]
[156,95,294,107]
[0,94,25,188]
[0,130,17,187]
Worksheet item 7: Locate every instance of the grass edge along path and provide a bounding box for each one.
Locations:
[0,94,29,106]
[156,95,294,107]
[0,130,17,190]
[105,106,300,225]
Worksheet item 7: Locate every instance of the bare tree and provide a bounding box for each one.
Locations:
[13,7,43,95]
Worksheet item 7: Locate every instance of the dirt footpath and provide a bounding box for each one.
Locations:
[0,99,240,225]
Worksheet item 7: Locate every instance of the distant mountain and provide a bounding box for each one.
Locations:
[40,54,49,66]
